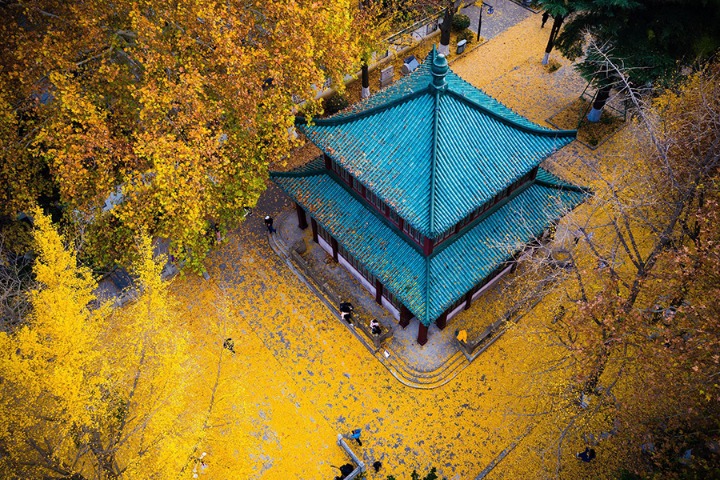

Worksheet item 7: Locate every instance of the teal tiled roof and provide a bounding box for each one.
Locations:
[298,47,577,239]
[272,168,587,325]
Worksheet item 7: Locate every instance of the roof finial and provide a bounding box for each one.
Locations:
[431,49,448,90]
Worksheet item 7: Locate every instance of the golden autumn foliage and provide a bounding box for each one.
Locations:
[0,1,364,270]
[0,212,250,478]
[0,208,107,478]
[502,62,720,477]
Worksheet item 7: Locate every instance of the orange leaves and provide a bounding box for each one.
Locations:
[1,0,367,271]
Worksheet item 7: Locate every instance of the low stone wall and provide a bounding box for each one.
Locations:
[288,244,393,353]
[336,434,366,479]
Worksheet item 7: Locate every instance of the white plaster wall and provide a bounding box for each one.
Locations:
[338,255,376,295]
[472,264,513,302]
[317,236,400,320]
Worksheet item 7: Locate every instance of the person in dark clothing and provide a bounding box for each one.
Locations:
[349,428,362,446]
[333,463,354,479]
[370,319,382,336]
[576,447,596,462]
[340,301,354,324]
[223,338,235,354]
[213,223,221,244]
[372,461,382,473]
[264,215,276,233]
[541,11,550,28]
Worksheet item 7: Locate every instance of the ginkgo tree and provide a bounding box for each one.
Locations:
[0,210,250,479]
[502,59,720,477]
[0,0,363,271]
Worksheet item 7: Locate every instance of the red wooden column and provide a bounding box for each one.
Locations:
[436,311,447,330]
[417,322,429,346]
[330,237,339,262]
[374,279,383,305]
[399,304,412,328]
[422,237,434,256]
[464,291,473,310]
[295,203,308,229]
[311,218,318,243]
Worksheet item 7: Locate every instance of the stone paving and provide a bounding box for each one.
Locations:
[170,12,628,480]
[460,0,534,42]
[270,207,469,388]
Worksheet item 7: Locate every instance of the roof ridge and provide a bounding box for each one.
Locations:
[428,89,441,238]
[444,88,577,137]
[295,87,429,127]
[427,45,448,236]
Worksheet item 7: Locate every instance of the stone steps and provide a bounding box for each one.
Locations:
[378,348,469,389]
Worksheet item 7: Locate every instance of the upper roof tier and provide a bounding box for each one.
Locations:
[297,46,576,239]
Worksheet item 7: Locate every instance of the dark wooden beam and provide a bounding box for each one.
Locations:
[400,304,412,328]
[436,311,447,330]
[311,218,318,243]
[330,237,339,262]
[422,236,434,256]
[324,153,332,169]
[295,203,308,229]
[464,291,473,310]
[417,322,428,346]
[374,278,383,304]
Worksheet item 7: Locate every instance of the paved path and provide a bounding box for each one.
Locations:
[461,0,534,42]
[170,12,622,480]
[271,208,470,389]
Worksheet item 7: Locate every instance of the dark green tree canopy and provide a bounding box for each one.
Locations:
[541,0,720,85]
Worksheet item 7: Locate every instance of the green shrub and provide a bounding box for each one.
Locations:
[451,13,470,32]
[545,58,561,72]
[456,28,475,44]
[323,93,348,115]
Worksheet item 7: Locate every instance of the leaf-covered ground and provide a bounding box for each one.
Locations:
[171,14,641,480]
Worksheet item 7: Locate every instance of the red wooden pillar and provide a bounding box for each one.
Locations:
[295,203,308,229]
[417,322,429,346]
[330,237,339,262]
[311,218,318,243]
[374,279,383,305]
[422,237,434,256]
[436,311,447,330]
[399,304,412,328]
[464,291,473,310]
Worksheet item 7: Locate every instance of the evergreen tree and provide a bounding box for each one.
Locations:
[539,0,720,121]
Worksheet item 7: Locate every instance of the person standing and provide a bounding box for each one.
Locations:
[340,301,354,324]
[576,447,596,462]
[264,215,276,234]
[223,338,235,354]
[349,428,362,446]
[541,11,550,28]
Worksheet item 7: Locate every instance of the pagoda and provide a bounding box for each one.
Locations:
[271,47,587,345]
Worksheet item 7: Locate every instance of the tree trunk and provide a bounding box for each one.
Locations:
[583,344,610,394]
[439,7,453,55]
[587,85,611,122]
[361,62,370,99]
[542,15,564,65]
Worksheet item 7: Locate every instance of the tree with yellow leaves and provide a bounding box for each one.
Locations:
[0,208,108,477]
[504,58,720,477]
[0,1,364,271]
[0,211,250,478]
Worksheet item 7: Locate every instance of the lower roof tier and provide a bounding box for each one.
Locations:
[272,166,587,325]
